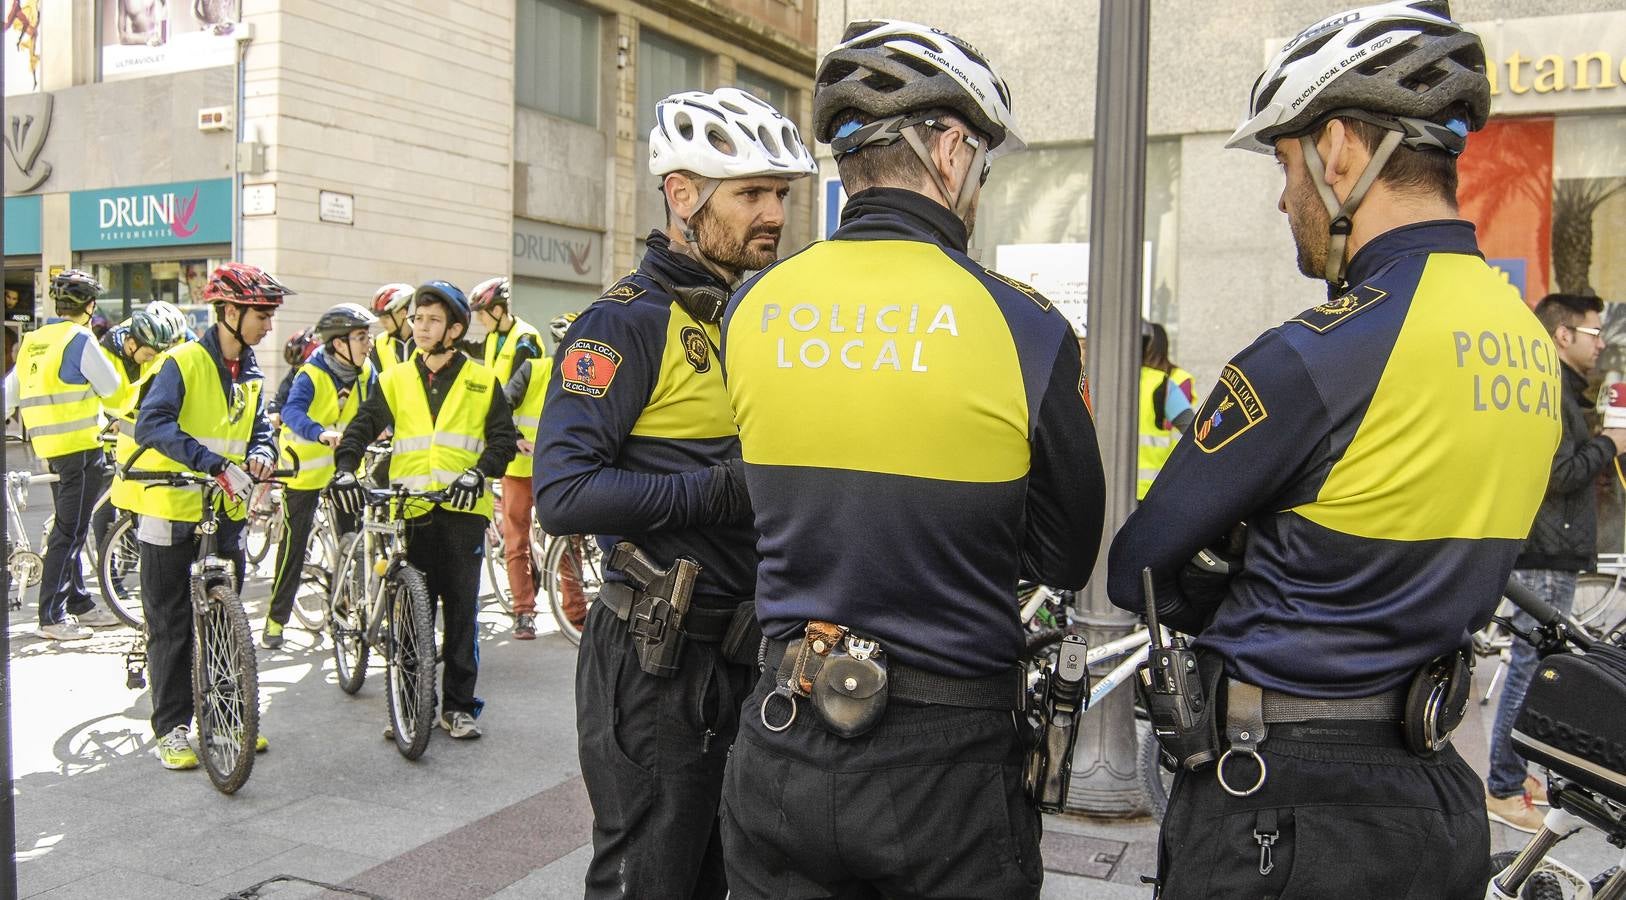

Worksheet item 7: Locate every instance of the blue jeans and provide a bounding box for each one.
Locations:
[1487,568,1576,798]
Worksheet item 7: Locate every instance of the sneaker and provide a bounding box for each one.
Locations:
[74,607,120,628]
[1487,790,1544,834]
[1526,774,1549,807]
[514,614,536,641]
[155,726,198,770]
[439,711,482,740]
[36,619,92,641]
[260,620,284,650]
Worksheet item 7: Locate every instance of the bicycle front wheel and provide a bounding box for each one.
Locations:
[484,521,513,615]
[329,533,369,695]
[97,513,145,628]
[193,581,259,794]
[545,535,601,647]
[243,485,281,566]
[292,518,337,631]
[386,565,437,760]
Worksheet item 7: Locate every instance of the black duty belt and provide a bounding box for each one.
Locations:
[599,581,734,643]
[1259,686,1405,723]
[763,637,1025,712]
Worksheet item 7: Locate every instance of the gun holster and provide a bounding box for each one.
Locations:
[1403,647,1472,756]
[1136,647,1225,771]
[607,542,701,679]
[1026,633,1089,812]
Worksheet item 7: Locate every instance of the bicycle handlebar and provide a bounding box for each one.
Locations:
[122,444,300,481]
[1503,577,1595,652]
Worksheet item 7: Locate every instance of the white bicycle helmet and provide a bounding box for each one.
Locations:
[648,87,816,181]
[814,20,1023,154]
[1227,0,1488,156]
[138,301,190,349]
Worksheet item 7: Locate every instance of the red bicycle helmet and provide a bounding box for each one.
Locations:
[468,276,510,313]
[372,282,415,316]
[202,262,296,308]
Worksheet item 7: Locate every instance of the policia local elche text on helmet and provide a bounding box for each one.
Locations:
[648,86,818,310]
[1226,0,1491,292]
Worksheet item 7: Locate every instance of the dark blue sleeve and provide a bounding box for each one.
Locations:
[58,332,90,385]
[281,372,325,443]
[532,300,733,535]
[134,356,222,474]
[1023,332,1105,590]
[1107,329,1331,631]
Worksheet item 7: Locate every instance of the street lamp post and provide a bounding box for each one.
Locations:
[1073,0,1151,817]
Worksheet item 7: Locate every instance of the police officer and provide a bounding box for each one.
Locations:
[261,302,378,650]
[469,276,547,638]
[131,263,287,770]
[2,270,126,639]
[330,281,517,740]
[533,86,814,899]
[369,282,415,373]
[718,21,1104,898]
[1108,5,1558,897]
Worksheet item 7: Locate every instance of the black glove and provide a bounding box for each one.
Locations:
[708,457,752,525]
[445,468,484,511]
[1177,523,1249,616]
[328,470,366,517]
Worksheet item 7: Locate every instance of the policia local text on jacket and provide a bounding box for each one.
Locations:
[533,229,755,900]
[335,351,517,722]
[1108,221,1561,898]
[133,327,277,742]
[719,187,1106,898]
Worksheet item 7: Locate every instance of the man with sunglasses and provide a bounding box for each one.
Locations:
[1486,293,1626,832]
[261,302,379,650]
[130,263,287,770]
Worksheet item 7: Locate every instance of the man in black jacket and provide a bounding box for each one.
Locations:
[1488,292,1626,832]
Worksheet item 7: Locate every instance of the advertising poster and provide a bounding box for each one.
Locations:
[100,0,241,82]
[4,0,42,95]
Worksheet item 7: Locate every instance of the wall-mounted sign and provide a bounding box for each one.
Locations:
[242,183,275,216]
[512,218,601,285]
[4,194,42,255]
[100,0,242,83]
[319,190,354,225]
[69,178,232,250]
[5,92,53,193]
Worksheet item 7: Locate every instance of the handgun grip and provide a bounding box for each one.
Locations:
[609,541,662,588]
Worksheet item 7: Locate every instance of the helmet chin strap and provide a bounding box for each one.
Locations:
[219,303,253,356]
[902,124,985,222]
[670,178,746,289]
[1298,128,1403,289]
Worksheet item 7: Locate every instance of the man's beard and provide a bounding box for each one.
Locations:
[693,206,780,274]
[1286,173,1330,281]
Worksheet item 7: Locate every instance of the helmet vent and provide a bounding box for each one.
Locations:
[1356,42,1415,76]
[860,71,906,93]
[1283,32,1337,68]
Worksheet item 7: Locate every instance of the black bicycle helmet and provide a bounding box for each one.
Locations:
[316,302,378,341]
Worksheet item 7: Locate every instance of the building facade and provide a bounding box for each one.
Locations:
[3,0,817,378]
[813,1,1626,401]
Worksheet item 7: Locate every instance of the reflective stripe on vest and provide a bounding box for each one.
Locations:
[1137,365,1196,500]
[379,359,497,519]
[483,318,542,385]
[280,359,373,491]
[125,342,263,523]
[505,354,551,479]
[16,321,103,458]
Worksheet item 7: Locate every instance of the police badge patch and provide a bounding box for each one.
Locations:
[601,280,646,304]
[1290,284,1388,334]
[560,339,623,398]
[680,326,711,373]
[1194,364,1268,453]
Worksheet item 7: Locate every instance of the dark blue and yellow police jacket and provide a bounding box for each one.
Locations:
[532,231,755,609]
[722,188,1106,680]
[1108,220,1562,699]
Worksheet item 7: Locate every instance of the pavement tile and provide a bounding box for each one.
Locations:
[240,794,465,861]
[26,867,221,900]
[203,843,383,896]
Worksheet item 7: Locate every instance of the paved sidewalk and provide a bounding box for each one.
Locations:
[5,482,1620,897]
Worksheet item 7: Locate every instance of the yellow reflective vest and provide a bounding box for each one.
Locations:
[483,318,541,385]
[505,356,550,479]
[1137,364,1197,500]
[15,321,103,459]
[380,359,498,519]
[279,358,374,491]
[375,333,412,373]
[125,342,262,523]
[107,352,165,512]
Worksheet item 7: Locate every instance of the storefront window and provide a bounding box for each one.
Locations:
[970,139,1182,342]
[92,257,220,325]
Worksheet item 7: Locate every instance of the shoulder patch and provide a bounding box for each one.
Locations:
[600,279,646,305]
[679,326,711,374]
[1290,284,1388,334]
[560,339,623,398]
[986,269,1052,311]
[1194,364,1269,453]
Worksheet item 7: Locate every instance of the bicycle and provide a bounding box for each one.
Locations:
[483,478,545,617]
[4,451,60,612]
[119,453,294,794]
[1486,580,1626,900]
[540,533,602,646]
[326,484,447,760]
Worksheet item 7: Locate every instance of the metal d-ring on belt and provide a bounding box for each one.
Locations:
[1217,680,1406,798]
